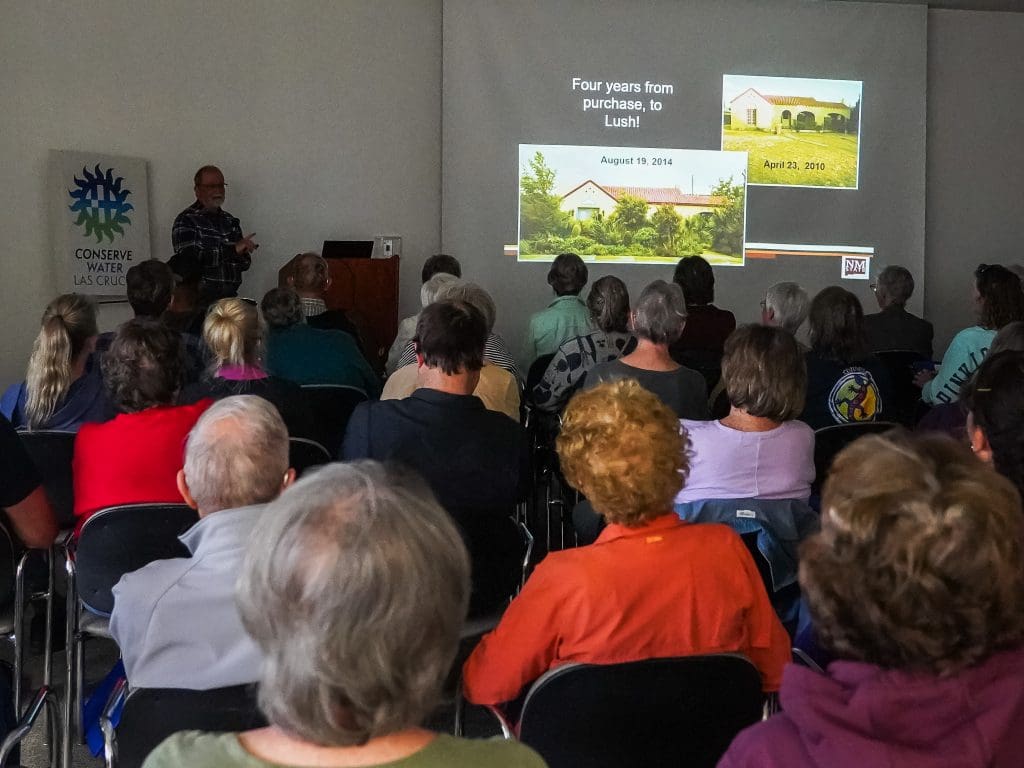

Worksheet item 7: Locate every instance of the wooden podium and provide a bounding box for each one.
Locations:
[278,255,399,374]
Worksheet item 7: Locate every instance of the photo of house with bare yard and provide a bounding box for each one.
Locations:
[722,75,862,188]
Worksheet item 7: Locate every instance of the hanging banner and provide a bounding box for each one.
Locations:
[50,150,152,295]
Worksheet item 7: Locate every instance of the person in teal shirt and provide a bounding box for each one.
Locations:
[524,252,593,364]
[261,287,381,397]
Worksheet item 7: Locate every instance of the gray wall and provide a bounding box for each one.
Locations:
[0,0,442,388]
[925,9,1024,352]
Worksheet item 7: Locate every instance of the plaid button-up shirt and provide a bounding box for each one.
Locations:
[171,201,250,300]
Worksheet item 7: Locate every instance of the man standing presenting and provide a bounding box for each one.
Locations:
[172,165,257,302]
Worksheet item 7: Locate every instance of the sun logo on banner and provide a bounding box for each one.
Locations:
[68,165,134,244]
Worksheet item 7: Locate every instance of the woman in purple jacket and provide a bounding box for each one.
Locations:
[719,430,1024,768]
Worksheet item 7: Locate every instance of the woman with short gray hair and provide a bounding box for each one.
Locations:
[584,280,709,419]
[143,461,545,768]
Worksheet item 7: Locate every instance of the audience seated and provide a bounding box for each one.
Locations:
[720,432,1024,767]
[523,252,592,362]
[761,281,809,341]
[286,251,364,347]
[962,350,1024,499]
[863,265,933,358]
[73,320,212,537]
[142,462,545,768]
[111,396,295,689]
[395,281,519,377]
[916,263,1024,405]
[97,260,207,383]
[669,255,736,365]
[0,415,59,548]
[386,255,461,374]
[2,294,110,431]
[585,280,709,419]
[463,380,790,710]
[676,325,814,504]
[532,275,636,413]
[163,251,206,337]
[382,363,518,421]
[180,298,316,439]
[800,286,893,429]
[342,300,528,615]
[261,287,380,396]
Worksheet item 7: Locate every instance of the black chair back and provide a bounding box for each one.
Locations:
[875,349,929,426]
[288,437,332,478]
[813,421,899,491]
[517,655,763,768]
[75,504,198,615]
[115,685,265,768]
[0,522,15,607]
[18,430,77,529]
[300,384,368,452]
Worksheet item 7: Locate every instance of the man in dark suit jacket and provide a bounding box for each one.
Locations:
[341,299,527,615]
[864,265,934,359]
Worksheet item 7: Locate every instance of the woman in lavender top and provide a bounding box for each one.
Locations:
[677,325,814,504]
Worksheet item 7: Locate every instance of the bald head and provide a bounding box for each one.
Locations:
[181,396,292,515]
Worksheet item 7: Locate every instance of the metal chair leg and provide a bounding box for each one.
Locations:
[13,552,29,718]
[62,555,76,768]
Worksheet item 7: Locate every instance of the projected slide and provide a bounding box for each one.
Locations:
[722,75,862,189]
[518,144,747,266]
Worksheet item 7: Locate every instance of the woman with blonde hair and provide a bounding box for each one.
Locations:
[2,294,110,431]
[180,298,314,439]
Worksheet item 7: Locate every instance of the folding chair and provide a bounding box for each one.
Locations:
[100,683,265,768]
[18,431,76,530]
[484,655,763,768]
[288,437,332,478]
[300,384,368,453]
[62,504,198,768]
[813,421,899,494]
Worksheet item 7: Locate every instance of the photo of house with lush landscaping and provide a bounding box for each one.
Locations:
[518,144,747,266]
[722,75,862,188]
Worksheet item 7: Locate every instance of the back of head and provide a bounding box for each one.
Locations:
[126,260,176,318]
[184,396,289,513]
[204,298,263,370]
[414,300,487,375]
[764,281,809,334]
[808,286,867,362]
[805,431,1024,675]
[557,379,686,526]
[237,461,470,746]
[103,318,184,412]
[875,266,914,308]
[261,287,304,331]
[723,324,806,421]
[976,264,1024,330]
[989,320,1024,356]
[673,255,714,306]
[587,275,630,334]
[419,273,461,309]
[962,350,1024,498]
[434,281,496,334]
[25,294,99,429]
[547,253,588,296]
[421,253,462,283]
[632,279,687,345]
[291,252,329,296]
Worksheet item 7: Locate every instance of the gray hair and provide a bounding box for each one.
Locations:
[183,396,289,514]
[764,281,810,334]
[419,273,460,308]
[876,266,915,307]
[236,461,470,746]
[632,280,687,345]
[261,287,304,330]
[435,281,497,333]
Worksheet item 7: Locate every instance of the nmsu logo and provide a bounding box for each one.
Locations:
[841,255,870,280]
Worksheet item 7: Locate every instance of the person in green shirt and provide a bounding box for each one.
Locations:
[143,462,545,768]
[524,253,593,364]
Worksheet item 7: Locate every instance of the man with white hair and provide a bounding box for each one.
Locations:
[761,281,810,337]
[109,395,295,689]
[863,265,933,358]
